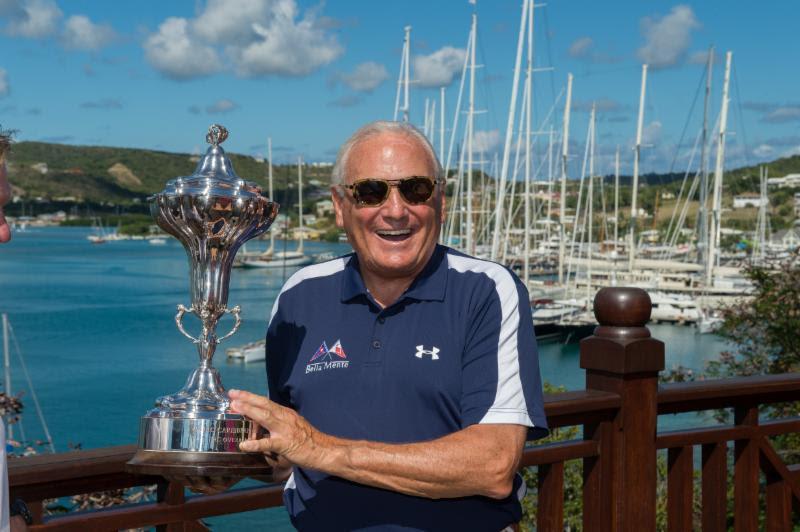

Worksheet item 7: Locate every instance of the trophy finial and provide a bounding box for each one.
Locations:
[206,124,228,147]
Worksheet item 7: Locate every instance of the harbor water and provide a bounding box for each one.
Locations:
[0,227,731,528]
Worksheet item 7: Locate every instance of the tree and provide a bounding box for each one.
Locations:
[706,252,800,461]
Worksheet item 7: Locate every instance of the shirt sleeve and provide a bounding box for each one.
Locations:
[459,270,548,440]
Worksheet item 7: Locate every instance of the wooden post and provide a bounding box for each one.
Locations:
[581,287,665,531]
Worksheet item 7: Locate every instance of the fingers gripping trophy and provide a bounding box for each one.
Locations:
[127,125,278,481]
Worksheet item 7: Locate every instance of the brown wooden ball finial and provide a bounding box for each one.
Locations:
[592,287,652,339]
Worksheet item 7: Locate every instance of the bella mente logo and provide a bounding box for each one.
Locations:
[306,340,349,374]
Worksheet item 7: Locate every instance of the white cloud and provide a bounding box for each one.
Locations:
[143,17,221,80]
[763,106,800,124]
[568,37,593,58]
[753,144,774,158]
[339,62,388,92]
[232,15,342,77]
[637,5,700,69]
[61,15,115,50]
[473,129,500,153]
[413,46,466,88]
[2,0,61,38]
[143,0,341,79]
[0,69,8,97]
[206,99,238,114]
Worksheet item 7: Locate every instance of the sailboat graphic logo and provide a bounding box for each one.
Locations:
[306,339,349,373]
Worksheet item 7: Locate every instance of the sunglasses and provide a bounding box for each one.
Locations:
[341,176,439,207]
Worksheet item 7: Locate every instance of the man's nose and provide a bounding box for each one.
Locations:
[382,186,408,218]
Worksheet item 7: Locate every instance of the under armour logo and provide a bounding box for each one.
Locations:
[415,345,440,360]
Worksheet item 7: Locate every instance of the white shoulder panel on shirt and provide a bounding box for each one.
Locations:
[269,256,350,323]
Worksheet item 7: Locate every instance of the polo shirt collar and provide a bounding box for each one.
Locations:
[340,244,448,304]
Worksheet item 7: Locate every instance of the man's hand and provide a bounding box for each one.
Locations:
[0,159,11,243]
[229,389,319,467]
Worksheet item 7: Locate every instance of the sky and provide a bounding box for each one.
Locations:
[0,0,799,176]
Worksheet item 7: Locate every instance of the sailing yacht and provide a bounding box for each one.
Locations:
[241,156,313,269]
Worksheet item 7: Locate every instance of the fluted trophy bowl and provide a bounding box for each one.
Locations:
[127,125,278,479]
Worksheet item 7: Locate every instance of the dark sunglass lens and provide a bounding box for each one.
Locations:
[399,178,434,203]
[354,180,389,205]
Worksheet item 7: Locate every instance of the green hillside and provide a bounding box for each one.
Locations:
[5,141,332,203]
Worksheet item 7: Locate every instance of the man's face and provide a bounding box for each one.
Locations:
[331,132,444,282]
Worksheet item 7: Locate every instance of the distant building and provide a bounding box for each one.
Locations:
[771,227,800,249]
[767,173,800,188]
[660,191,675,200]
[795,193,800,216]
[310,162,333,168]
[316,199,334,217]
[31,162,48,174]
[732,193,767,209]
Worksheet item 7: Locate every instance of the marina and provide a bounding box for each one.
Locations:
[0,227,731,453]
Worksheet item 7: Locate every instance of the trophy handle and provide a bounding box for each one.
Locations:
[217,306,242,343]
[175,304,199,342]
[175,304,242,344]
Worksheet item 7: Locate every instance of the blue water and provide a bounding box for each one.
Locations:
[0,227,731,529]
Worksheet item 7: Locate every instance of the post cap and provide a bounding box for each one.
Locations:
[594,287,651,328]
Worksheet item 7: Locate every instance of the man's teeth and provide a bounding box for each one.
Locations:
[377,229,411,236]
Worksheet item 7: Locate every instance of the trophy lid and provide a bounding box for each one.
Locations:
[156,124,264,200]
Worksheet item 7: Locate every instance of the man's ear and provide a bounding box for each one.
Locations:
[331,186,345,229]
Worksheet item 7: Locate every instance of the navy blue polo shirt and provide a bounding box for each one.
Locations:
[266,244,547,531]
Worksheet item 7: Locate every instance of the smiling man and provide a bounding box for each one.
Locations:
[231,121,547,531]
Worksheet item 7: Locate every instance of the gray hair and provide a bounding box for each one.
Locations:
[331,121,443,189]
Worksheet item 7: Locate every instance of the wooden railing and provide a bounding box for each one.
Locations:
[9,287,800,531]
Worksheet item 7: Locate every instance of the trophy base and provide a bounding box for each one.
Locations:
[126,410,271,478]
[126,449,272,477]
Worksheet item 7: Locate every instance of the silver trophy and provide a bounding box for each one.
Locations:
[127,125,278,478]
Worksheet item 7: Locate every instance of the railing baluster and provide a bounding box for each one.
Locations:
[734,406,759,532]
[582,419,613,532]
[157,480,185,532]
[701,442,728,532]
[764,469,792,532]
[668,446,694,532]
[537,462,564,532]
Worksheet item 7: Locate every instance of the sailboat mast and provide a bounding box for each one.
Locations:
[587,105,596,305]
[558,73,573,285]
[491,0,529,260]
[523,0,534,286]
[465,13,477,255]
[403,26,411,123]
[707,51,732,285]
[2,313,11,440]
[698,46,714,268]
[614,146,620,255]
[440,87,446,162]
[297,156,304,255]
[546,128,554,242]
[393,26,412,122]
[267,138,275,254]
[628,63,648,272]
